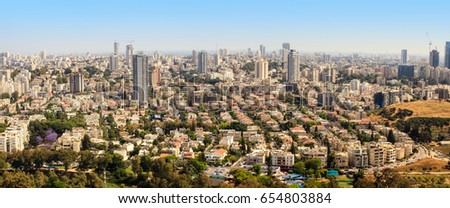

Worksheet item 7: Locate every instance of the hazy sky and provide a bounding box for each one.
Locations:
[1,0,449,55]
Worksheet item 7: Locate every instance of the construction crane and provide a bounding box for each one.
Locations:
[426,32,432,52]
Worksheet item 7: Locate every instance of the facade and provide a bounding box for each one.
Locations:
[398,65,415,78]
[255,58,269,80]
[271,150,295,167]
[259,44,265,57]
[429,49,439,68]
[132,53,149,103]
[109,53,119,71]
[287,49,299,83]
[126,44,133,67]
[348,146,369,168]
[445,42,450,69]
[198,50,208,74]
[0,120,29,153]
[69,73,84,94]
[150,63,161,87]
[401,49,407,64]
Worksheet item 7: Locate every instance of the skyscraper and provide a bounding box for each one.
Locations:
[445,42,450,69]
[198,50,208,74]
[429,49,439,68]
[114,42,119,55]
[40,50,46,62]
[132,53,149,103]
[192,50,197,65]
[282,43,290,70]
[255,58,269,80]
[150,63,161,87]
[109,54,118,70]
[214,53,221,66]
[126,44,133,67]
[398,65,415,78]
[401,49,407,64]
[70,73,84,94]
[259,45,266,57]
[287,49,299,83]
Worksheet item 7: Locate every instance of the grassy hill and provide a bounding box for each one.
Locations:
[388,100,450,118]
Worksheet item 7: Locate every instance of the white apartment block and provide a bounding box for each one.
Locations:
[0,120,29,153]
[271,150,295,167]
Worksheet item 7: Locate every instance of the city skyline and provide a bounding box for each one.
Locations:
[1,0,450,55]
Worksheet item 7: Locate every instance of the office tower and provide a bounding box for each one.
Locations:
[429,49,439,68]
[247,48,253,56]
[109,53,118,70]
[0,52,8,67]
[126,44,133,67]
[398,65,415,78]
[282,43,290,69]
[114,42,119,55]
[445,42,450,69]
[132,53,149,103]
[192,50,197,65]
[40,50,46,61]
[214,53,221,66]
[287,49,299,83]
[154,51,160,60]
[401,49,407,64]
[198,50,208,74]
[70,73,84,94]
[150,63,161,87]
[282,43,290,50]
[255,58,269,80]
[260,45,266,57]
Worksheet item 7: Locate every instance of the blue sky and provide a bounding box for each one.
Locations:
[1,0,449,55]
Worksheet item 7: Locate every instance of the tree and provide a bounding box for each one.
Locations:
[306,158,322,177]
[131,156,143,175]
[0,152,7,169]
[78,150,95,170]
[55,149,78,172]
[0,170,35,188]
[374,168,410,188]
[387,130,396,144]
[253,164,262,176]
[81,134,92,151]
[32,148,51,170]
[292,161,306,175]
[193,173,212,188]
[10,91,19,103]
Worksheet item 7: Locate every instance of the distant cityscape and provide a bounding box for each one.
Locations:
[1,38,450,188]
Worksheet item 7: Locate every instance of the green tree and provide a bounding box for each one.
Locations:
[32,148,51,170]
[78,150,95,170]
[131,156,143,175]
[81,134,92,151]
[292,161,306,175]
[253,164,262,176]
[55,149,78,172]
[0,152,7,169]
[387,129,396,144]
[0,170,35,188]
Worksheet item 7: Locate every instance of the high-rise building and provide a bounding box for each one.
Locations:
[132,53,149,103]
[287,49,299,83]
[126,44,133,67]
[114,42,119,55]
[214,53,221,66]
[350,79,360,91]
[192,50,197,65]
[401,49,407,64]
[282,43,290,50]
[109,54,119,71]
[429,49,439,68]
[282,43,290,70]
[255,58,269,80]
[398,65,415,78]
[40,50,46,61]
[445,42,450,69]
[198,50,208,74]
[150,63,161,87]
[70,73,84,94]
[259,45,266,57]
